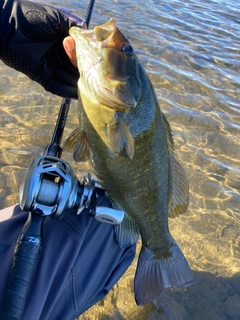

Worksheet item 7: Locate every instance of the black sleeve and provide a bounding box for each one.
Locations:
[0,0,84,98]
[0,0,13,51]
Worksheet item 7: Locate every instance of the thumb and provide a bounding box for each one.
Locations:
[63,36,78,68]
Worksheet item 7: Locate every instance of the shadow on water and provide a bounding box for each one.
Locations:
[81,271,240,320]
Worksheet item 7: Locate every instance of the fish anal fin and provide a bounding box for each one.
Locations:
[168,154,189,218]
[107,116,134,159]
[134,238,194,305]
[114,211,139,248]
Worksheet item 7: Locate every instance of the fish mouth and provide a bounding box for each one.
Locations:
[71,18,126,50]
[69,22,112,48]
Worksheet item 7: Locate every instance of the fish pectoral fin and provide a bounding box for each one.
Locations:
[168,154,189,218]
[134,237,194,305]
[107,118,134,159]
[63,128,91,162]
[73,130,92,162]
[114,211,139,248]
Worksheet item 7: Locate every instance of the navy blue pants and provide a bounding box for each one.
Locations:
[0,204,136,319]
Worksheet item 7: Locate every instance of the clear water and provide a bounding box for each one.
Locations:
[0,0,240,319]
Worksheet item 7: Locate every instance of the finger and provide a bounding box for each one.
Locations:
[63,36,77,68]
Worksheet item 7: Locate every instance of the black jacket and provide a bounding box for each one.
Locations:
[0,203,136,319]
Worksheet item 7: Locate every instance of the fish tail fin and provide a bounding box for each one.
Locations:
[134,238,194,305]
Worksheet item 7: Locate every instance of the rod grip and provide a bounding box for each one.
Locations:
[0,213,44,320]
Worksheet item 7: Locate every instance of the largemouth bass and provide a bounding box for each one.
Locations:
[66,19,194,305]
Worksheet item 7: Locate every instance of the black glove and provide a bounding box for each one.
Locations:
[0,0,84,98]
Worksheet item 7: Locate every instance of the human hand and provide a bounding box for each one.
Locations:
[0,0,85,98]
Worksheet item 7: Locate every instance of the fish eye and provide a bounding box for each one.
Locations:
[122,44,133,56]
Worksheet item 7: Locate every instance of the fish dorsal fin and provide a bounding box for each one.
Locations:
[168,154,189,218]
[63,127,91,162]
[149,77,174,154]
[107,114,134,159]
[161,112,189,217]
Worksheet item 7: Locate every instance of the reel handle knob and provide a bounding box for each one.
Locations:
[90,206,124,225]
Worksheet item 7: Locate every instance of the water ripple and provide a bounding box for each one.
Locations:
[1,0,240,319]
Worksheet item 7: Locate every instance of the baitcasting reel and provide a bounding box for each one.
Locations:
[19,154,124,225]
